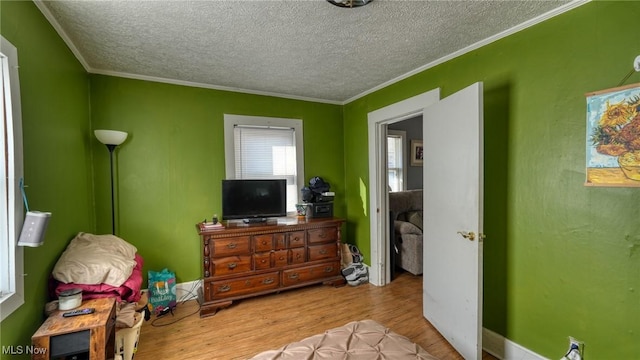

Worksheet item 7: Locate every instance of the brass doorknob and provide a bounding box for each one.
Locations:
[457,231,475,241]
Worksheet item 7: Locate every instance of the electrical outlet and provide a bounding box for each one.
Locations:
[566,336,584,359]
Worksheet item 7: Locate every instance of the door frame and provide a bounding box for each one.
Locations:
[366,88,440,286]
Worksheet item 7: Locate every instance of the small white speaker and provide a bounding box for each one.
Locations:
[17,211,51,247]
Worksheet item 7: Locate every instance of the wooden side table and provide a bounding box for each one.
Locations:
[32,297,116,360]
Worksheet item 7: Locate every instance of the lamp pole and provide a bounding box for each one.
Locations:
[107,144,117,235]
[94,130,128,236]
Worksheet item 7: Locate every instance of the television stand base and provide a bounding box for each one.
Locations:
[243,218,267,224]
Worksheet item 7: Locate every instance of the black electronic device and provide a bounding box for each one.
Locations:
[62,308,95,318]
[307,202,334,218]
[222,179,287,222]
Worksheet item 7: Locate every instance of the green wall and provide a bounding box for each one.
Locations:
[343,1,640,358]
[3,0,640,359]
[0,0,94,357]
[0,1,344,355]
[89,76,345,284]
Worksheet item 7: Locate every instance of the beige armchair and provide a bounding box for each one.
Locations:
[389,189,423,275]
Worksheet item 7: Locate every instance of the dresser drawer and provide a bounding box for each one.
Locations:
[290,247,305,264]
[273,250,288,267]
[254,234,273,252]
[282,262,340,286]
[254,249,289,269]
[209,272,279,299]
[254,252,272,270]
[307,227,337,244]
[308,243,337,261]
[275,233,286,250]
[288,231,306,248]
[212,255,252,276]
[213,236,251,257]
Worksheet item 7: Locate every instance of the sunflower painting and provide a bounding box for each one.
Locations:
[586,82,640,186]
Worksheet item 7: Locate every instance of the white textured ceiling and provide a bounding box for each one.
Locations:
[37,0,581,104]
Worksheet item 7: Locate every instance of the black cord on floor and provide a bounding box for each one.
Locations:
[150,304,200,327]
[150,285,201,327]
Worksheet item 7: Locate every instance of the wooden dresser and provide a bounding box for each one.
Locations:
[197,217,345,317]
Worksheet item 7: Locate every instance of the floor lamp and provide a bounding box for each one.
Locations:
[95,129,128,235]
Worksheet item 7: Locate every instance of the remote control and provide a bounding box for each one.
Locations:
[62,308,95,317]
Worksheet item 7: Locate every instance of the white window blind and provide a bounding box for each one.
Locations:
[233,126,296,178]
[233,125,298,211]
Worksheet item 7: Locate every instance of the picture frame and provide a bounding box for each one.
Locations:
[585,82,640,187]
[410,140,423,166]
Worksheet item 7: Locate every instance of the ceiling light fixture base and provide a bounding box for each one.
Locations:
[326,0,373,8]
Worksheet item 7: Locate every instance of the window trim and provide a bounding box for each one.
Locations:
[1,35,25,321]
[223,114,305,210]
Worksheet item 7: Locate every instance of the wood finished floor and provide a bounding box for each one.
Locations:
[134,271,496,360]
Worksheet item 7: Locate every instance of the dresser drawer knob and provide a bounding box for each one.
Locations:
[262,278,275,285]
[319,231,327,238]
[219,284,231,292]
[319,249,328,255]
[324,266,334,273]
[288,273,299,280]
[227,243,237,249]
[228,262,237,269]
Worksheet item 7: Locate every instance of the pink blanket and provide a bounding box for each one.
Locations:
[54,253,143,303]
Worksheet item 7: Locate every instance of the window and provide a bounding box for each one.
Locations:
[387,130,406,192]
[224,115,304,213]
[1,36,25,321]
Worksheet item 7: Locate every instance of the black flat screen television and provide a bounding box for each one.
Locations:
[222,179,287,223]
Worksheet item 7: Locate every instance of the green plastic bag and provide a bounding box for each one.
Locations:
[148,268,177,315]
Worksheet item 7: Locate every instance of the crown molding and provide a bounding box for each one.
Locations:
[33,0,340,105]
[33,0,91,72]
[34,0,589,106]
[343,0,591,105]
[90,69,343,105]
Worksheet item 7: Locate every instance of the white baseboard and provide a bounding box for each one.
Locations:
[144,279,202,303]
[483,327,548,360]
[175,280,202,302]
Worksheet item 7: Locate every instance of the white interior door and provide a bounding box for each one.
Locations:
[422,82,484,360]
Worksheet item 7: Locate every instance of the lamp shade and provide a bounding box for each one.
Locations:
[95,129,128,145]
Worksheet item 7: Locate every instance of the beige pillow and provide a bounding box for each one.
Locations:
[52,232,137,287]
[394,220,421,235]
[406,211,423,231]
